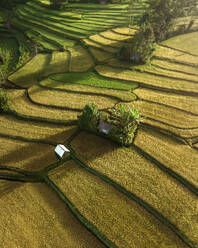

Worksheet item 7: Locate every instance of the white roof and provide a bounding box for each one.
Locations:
[55,144,70,158]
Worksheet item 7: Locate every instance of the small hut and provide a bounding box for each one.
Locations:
[98,121,113,134]
[55,144,70,158]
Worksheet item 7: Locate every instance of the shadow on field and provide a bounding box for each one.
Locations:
[0,126,77,198]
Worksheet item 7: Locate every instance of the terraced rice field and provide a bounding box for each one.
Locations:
[1,1,198,248]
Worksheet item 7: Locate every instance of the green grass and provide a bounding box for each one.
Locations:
[50,71,138,91]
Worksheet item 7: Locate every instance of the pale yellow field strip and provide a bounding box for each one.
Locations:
[100,29,136,41]
[133,87,198,115]
[88,47,114,62]
[112,26,138,35]
[70,132,198,244]
[67,45,95,72]
[108,58,198,82]
[28,85,117,110]
[83,39,118,53]
[89,34,125,48]
[7,89,78,120]
[49,161,188,248]
[130,100,198,129]
[40,78,136,102]
[8,52,69,87]
[0,137,57,170]
[0,182,105,248]
[0,114,77,143]
[134,128,198,188]
[151,58,198,76]
[162,32,198,56]
[154,44,198,66]
[95,65,198,94]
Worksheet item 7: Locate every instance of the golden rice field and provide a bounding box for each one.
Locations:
[1,2,198,247]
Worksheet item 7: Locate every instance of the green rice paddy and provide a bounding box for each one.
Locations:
[0,0,198,247]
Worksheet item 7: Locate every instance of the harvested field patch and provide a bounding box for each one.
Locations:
[95,65,198,94]
[7,89,78,120]
[154,44,198,66]
[83,38,118,53]
[49,160,188,248]
[134,127,198,189]
[28,85,117,110]
[112,26,136,35]
[133,88,198,115]
[0,114,77,143]
[89,34,125,47]
[67,45,94,72]
[50,71,138,91]
[40,78,136,102]
[8,52,69,87]
[88,47,114,62]
[0,182,105,248]
[162,32,198,56]
[0,136,57,171]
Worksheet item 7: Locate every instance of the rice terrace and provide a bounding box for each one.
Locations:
[0,0,198,247]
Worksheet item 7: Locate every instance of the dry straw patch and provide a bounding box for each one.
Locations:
[0,182,105,248]
[0,137,57,171]
[40,78,136,102]
[154,45,198,66]
[67,45,94,72]
[70,132,198,244]
[134,87,198,115]
[134,128,198,188]
[83,39,118,53]
[95,65,198,94]
[151,58,198,76]
[7,89,78,120]
[89,34,125,48]
[28,85,117,110]
[0,114,77,143]
[8,52,69,87]
[49,160,188,248]
[88,47,114,62]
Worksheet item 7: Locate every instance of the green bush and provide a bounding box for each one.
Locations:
[0,89,9,112]
[78,103,144,146]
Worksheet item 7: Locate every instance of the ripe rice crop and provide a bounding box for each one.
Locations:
[151,58,198,76]
[112,26,137,35]
[0,114,76,143]
[131,100,198,129]
[100,30,136,41]
[28,85,117,110]
[89,34,125,48]
[0,136,57,170]
[88,47,114,62]
[40,78,136,102]
[83,39,118,53]
[154,44,198,66]
[67,45,95,72]
[134,127,198,188]
[162,32,198,56]
[0,182,105,248]
[7,89,78,120]
[49,160,188,248]
[95,65,198,94]
[134,88,198,115]
[70,132,198,246]
[8,52,69,87]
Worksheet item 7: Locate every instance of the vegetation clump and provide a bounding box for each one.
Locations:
[78,103,144,146]
[0,89,9,112]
